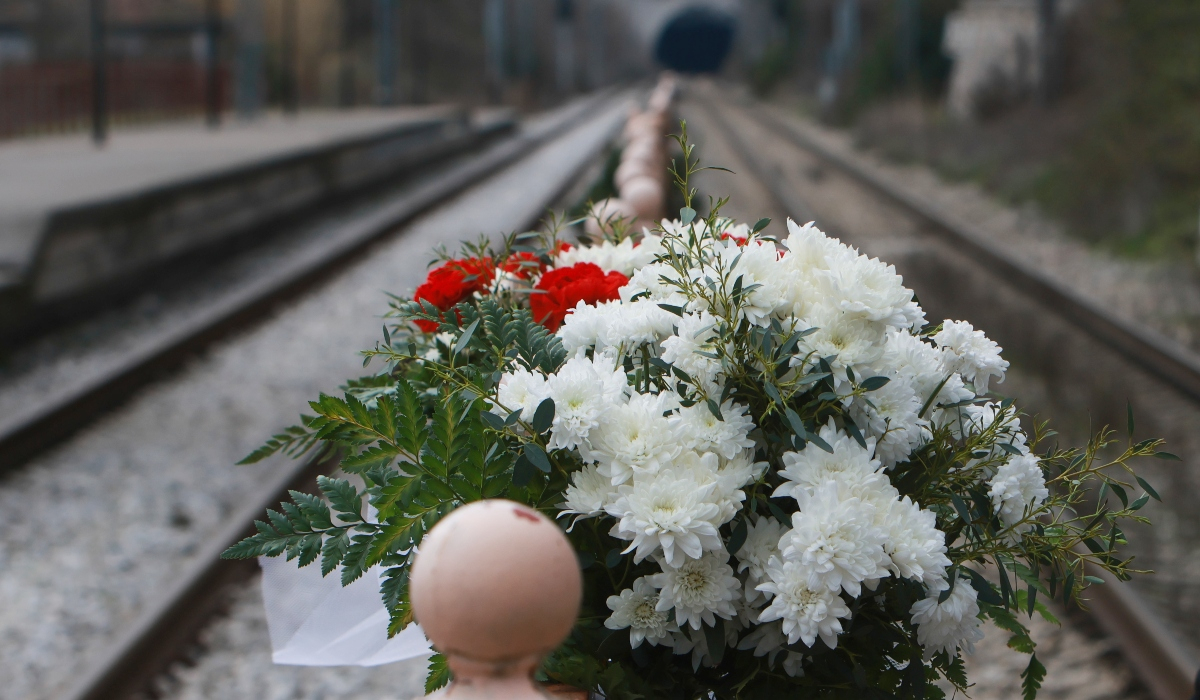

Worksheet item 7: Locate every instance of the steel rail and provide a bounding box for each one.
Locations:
[55,90,632,700]
[0,90,614,477]
[699,93,1199,700]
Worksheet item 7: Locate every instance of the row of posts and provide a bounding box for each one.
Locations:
[86,0,595,147]
[88,0,230,145]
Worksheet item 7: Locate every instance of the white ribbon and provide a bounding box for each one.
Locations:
[259,555,431,666]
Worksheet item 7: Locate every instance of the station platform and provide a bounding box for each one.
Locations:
[0,106,515,342]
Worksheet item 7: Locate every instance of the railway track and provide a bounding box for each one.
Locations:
[0,90,616,477]
[693,84,1199,700]
[3,91,632,700]
[14,82,1197,700]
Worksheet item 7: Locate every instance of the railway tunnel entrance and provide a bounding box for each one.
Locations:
[653,5,737,73]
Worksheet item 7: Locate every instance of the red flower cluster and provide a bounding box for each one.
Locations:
[498,251,543,280]
[531,262,628,331]
[412,257,494,332]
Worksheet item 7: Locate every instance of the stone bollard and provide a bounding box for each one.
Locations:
[410,499,582,699]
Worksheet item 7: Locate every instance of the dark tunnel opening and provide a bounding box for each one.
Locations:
[654,6,737,74]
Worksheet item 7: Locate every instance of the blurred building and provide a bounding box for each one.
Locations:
[0,0,641,140]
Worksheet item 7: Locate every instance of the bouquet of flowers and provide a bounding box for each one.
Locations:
[225,128,1168,699]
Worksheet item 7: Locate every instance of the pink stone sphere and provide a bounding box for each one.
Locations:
[410,500,581,664]
[620,175,665,223]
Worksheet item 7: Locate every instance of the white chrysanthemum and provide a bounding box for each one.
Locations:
[938,402,1029,461]
[715,238,788,326]
[605,576,677,648]
[779,482,889,596]
[783,651,805,677]
[606,466,723,566]
[818,250,924,331]
[877,329,974,410]
[669,622,741,671]
[792,302,886,387]
[620,262,687,306]
[910,578,985,659]
[849,375,928,467]
[877,496,951,589]
[660,311,725,393]
[544,352,627,451]
[651,551,740,630]
[588,391,683,485]
[717,450,766,495]
[671,450,747,525]
[559,464,614,521]
[777,220,851,319]
[735,515,788,601]
[557,300,615,354]
[934,320,1008,394]
[782,219,848,270]
[737,618,786,661]
[673,401,755,459]
[558,299,675,354]
[756,557,852,649]
[774,419,889,504]
[556,235,661,277]
[604,299,677,348]
[988,453,1048,529]
[495,366,549,421]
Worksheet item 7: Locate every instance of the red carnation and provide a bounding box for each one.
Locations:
[531,262,628,331]
[412,257,494,332]
[720,231,750,246]
[499,251,544,280]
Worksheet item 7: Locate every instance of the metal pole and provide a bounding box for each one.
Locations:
[90,0,107,145]
[205,0,221,126]
[235,0,265,119]
[554,0,574,96]
[339,0,356,107]
[282,0,298,114]
[374,0,396,105]
[483,0,506,102]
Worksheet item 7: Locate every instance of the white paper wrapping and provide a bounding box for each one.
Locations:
[259,555,431,666]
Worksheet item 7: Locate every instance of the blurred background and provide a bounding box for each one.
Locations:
[1,0,1196,263]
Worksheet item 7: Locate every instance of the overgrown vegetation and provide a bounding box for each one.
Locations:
[845,0,1200,262]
